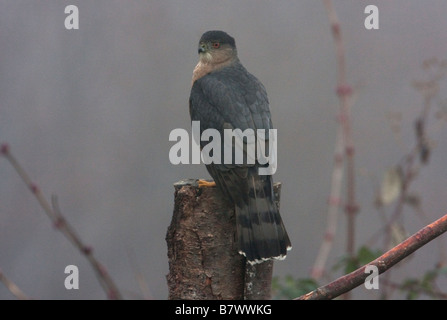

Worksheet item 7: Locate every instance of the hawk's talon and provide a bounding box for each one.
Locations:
[198,179,216,188]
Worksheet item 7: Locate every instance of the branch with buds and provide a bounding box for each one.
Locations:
[298,213,447,300]
[1,143,122,300]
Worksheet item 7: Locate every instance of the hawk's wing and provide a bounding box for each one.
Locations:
[190,63,272,139]
[189,62,291,263]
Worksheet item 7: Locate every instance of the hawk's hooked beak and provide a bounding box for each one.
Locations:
[198,43,207,54]
[198,43,213,63]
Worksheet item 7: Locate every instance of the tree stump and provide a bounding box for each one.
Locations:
[166,179,281,300]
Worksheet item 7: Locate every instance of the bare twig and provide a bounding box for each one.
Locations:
[310,125,344,279]
[1,143,122,300]
[375,60,447,298]
[297,213,447,300]
[0,268,30,300]
[311,0,358,280]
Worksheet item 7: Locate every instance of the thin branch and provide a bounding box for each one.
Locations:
[1,143,122,300]
[297,213,447,300]
[310,126,344,279]
[374,61,447,298]
[0,268,30,300]
[323,0,358,258]
[311,0,358,280]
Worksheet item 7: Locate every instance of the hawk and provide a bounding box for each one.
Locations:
[189,30,292,264]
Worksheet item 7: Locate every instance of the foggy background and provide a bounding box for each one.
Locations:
[1,1,446,299]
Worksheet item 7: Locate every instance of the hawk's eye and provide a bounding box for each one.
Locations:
[212,42,220,49]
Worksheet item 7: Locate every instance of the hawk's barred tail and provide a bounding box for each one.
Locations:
[235,171,292,264]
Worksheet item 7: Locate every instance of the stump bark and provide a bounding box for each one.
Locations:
[166,179,281,300]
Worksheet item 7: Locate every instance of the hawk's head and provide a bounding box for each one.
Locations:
[197,30,237,64]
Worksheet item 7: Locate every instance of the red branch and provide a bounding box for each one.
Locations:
[0,268,30,300]
[298,213,447,300]
[1,143,122,300]
[311,0,357,280]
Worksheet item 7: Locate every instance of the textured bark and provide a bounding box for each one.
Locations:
[298,213,447,300]
[244,262,273,300]
[166,179,280,300]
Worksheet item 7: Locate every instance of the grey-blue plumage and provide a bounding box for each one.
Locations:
[189,30,291,264]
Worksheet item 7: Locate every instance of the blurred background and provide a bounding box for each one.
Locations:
[1,1,446,299]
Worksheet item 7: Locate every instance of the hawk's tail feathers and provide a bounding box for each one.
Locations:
[235,175,292,264]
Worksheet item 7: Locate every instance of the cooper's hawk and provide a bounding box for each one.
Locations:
[189,30,292,264]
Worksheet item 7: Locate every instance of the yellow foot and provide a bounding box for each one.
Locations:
[198,179,216,188]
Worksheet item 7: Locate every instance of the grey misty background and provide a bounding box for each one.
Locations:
[1,0,446,299]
